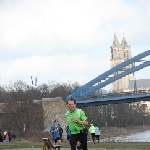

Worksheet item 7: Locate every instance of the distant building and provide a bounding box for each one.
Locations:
[128,79,150,91]
[128,79,150,114]
[110,34,150,114]
[110,34,134,91]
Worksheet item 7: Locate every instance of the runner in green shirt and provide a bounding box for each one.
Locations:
[4,131,7,140]
[65,98,88,150]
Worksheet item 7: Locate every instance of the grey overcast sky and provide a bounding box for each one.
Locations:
[0,0,150,90]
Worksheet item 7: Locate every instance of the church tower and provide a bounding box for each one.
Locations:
[110,34,134,91]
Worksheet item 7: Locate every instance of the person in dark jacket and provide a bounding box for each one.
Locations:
[58,124,63,140]
[12,133,16,140]
[65,126,71,143]
[8,131,12,142]
[0,133,3,142]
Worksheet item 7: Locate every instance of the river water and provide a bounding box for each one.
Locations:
[101,130,150,142]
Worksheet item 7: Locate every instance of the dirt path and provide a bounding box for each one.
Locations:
[4,148,146,150]
[3,149,105,150]
[3,142,150,150]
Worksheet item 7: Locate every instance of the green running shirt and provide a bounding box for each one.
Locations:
[65,108,87,134]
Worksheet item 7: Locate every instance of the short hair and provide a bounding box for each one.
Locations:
[54,120,58,123]
[67,98,76,104]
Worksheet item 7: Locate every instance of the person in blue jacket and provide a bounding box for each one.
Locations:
[50,120,61,145]
[95,124,101,143]
[65,126,71,143]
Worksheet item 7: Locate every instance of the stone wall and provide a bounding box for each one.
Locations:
[33,97,68,131]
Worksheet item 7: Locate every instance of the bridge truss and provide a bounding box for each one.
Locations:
[65,50,150,107]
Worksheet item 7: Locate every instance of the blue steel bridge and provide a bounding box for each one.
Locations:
[64,50,150,108]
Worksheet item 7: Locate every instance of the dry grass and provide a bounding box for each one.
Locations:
[24,131,52,143]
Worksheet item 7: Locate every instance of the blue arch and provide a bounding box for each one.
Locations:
[65,50,150,107]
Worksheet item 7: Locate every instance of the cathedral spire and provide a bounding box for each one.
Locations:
[112,33,120,47]
[121,33,130,48]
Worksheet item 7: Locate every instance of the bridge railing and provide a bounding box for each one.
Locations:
[79,89,150,101]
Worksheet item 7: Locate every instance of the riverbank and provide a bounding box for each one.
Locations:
[100,125,150,139]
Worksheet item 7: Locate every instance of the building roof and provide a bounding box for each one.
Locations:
[121,36,130,48]
[112,33,120,47]
[128,79,150,89]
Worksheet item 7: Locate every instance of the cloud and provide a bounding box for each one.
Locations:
[0,0,137,51]
[0,0,150,90]
[0,54,110,85]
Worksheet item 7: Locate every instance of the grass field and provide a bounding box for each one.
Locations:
[0,142,150,150]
